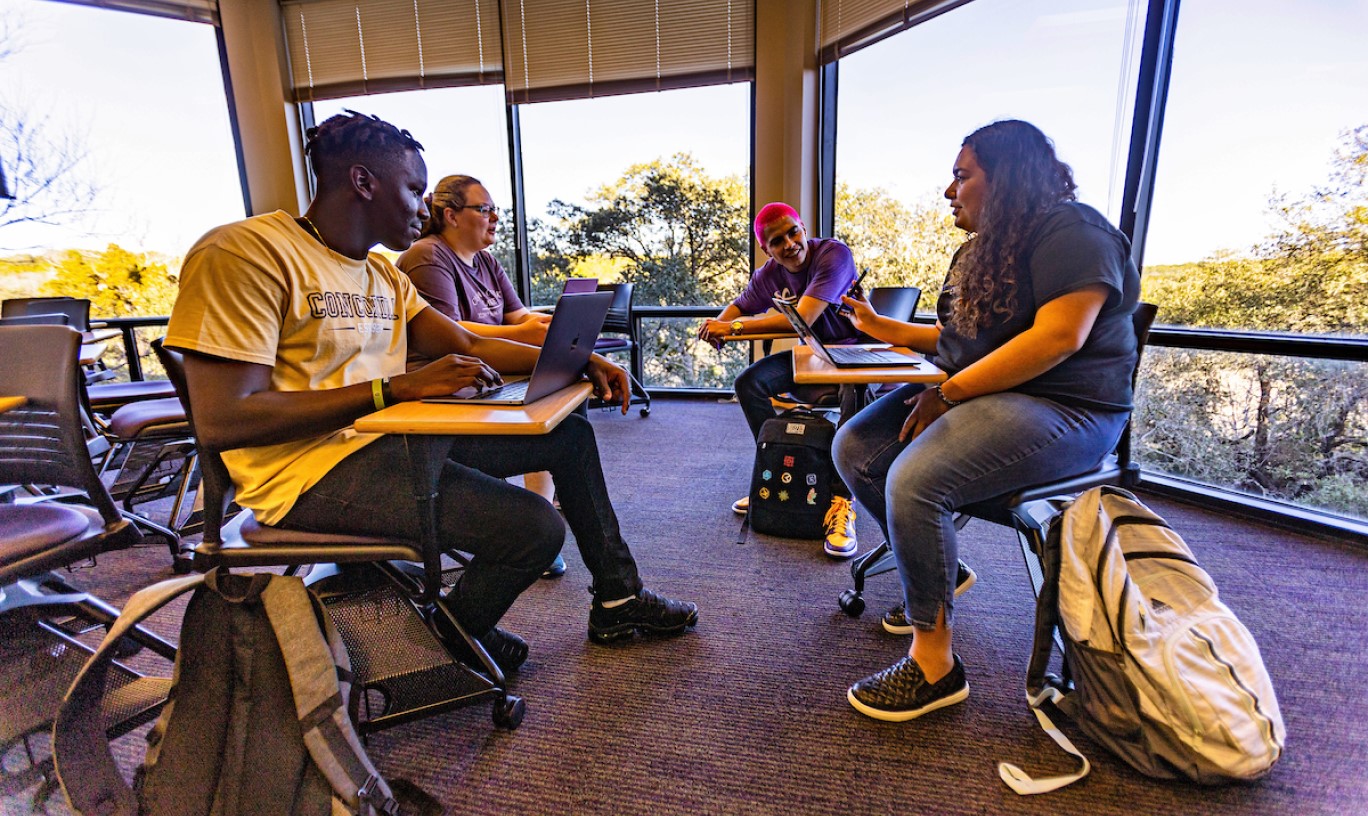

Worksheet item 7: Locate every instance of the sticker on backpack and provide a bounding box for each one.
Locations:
[786,422,806,435]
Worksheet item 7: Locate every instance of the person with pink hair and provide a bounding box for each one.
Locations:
[699,203,861,558]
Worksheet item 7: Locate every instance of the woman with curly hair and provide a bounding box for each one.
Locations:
[832,120,1140,721]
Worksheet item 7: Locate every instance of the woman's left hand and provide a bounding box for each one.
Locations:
[586,355,631,414]
[899,387,951,442]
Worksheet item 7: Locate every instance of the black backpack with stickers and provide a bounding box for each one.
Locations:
[743,408,836,539]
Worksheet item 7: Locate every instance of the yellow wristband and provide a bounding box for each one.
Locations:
[371,377,386,410]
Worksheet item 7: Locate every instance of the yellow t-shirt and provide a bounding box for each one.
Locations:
[165,210,427,524]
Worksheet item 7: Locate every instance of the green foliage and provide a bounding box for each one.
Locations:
[38,244,178,317]
[527,154,752,388]
[834,183,959,301]
[1136,125,1368,519]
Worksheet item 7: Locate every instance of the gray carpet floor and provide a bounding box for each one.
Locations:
[5,396,1366,815]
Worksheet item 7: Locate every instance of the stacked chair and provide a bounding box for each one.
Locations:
[153,339,525,733]
[0,324,177,800]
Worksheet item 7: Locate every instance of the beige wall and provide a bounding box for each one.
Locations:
[751,0,821,267]
[218,0,309,215]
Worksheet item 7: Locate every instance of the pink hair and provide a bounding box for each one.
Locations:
[753,202,802,242]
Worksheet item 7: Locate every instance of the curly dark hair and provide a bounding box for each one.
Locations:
[304,109,424,188]
[950,120,1077,336]
[419,174,483,238]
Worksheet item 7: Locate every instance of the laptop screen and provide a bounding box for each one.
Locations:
[562,278,599,294]
[772,296,837,365]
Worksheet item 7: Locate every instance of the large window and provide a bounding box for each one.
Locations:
[1134,0,1368,521]
[0,1,241,310]
[312,84,513,256]
[834,0,1146,302]
[518,83,751,388]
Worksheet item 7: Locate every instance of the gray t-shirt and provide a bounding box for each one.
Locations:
[395,236,523,325]
[933,202,1140,411]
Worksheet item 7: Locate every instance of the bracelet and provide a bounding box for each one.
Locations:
[371,377,387,410]
[933,384,963,407]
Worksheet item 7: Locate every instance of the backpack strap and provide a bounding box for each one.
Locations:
[259,575,402,816]
[1000,494,1091,795]
[54,572,207,816]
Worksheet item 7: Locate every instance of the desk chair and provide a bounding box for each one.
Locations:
[837,302,1159,617]
[0,325,177,799]
[155,341,525,732]
[2,297,176,412]
[590,282,651,416]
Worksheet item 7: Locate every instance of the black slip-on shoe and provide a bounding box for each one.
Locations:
[847,654,969,722]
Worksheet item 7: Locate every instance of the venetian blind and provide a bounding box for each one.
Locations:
[818,0,971,64]
[500,0,754,104]
[280,0,503,101]
[60,0,220,25]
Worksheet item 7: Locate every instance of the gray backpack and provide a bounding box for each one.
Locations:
[54,569,439,815]
[1000,487,1285,794]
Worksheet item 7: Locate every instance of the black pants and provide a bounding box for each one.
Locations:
[279,413,643,636]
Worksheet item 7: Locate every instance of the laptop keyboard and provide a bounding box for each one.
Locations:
[827,346,908,365]
[475,380,530,401]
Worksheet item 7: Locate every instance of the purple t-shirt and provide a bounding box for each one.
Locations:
[395,236,524,325]
[732,237,859,344]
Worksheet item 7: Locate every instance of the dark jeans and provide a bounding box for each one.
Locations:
[279,413,643,636]
[734,349,852,499]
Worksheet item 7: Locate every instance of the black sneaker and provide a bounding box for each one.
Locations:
[588,588,699,643]
[882,561,977,635]
[847,654,969,722]
[429,607,529,674]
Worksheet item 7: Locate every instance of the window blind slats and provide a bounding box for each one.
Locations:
[818,0,970,63]
[500,0,755,103]
[278,0,754,104]
[281,0,504,102]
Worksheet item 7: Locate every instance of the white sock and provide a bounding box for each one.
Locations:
[599,595,634,608]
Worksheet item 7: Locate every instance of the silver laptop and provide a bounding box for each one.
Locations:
[772,296,917,368]
[424,291,611,405]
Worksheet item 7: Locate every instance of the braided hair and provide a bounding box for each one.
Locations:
[950,120,1077,337]
[304,110,425,188]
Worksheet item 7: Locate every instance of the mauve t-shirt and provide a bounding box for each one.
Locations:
[933,202,1140,411]
[732,237,860,344]
[395,236,523,325]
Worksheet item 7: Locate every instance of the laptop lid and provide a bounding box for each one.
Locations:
[772,296,839,366]
[429,290,611,405]
[562,277,599,294]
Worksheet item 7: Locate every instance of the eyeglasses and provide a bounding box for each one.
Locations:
[454,204,499,216]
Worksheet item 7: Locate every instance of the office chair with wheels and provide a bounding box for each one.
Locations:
[591,282,651,416]
[838,302,1158,616]
[0,324,178,798]
[156,340,525,732]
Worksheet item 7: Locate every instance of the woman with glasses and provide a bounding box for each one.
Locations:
[397,174,565,576]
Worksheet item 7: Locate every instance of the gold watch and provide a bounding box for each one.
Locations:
[730,320,745,336]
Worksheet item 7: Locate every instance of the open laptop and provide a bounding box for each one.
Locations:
[772,296,918,368]
[424,291,611,405]
[562,277,598,294]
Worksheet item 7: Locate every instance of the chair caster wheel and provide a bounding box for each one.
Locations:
[639,407,650,417]
[493,694,525,729]
[171,555,194,575]
[838,589,865,617]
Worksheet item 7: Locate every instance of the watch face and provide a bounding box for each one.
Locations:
[732,321,745,334]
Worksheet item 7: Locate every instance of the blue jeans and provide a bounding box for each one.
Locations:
[833,384,1128,629]
[735,350,851,499]
[279,413,643,636]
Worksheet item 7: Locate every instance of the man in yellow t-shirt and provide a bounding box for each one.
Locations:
[166,112,697,672]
